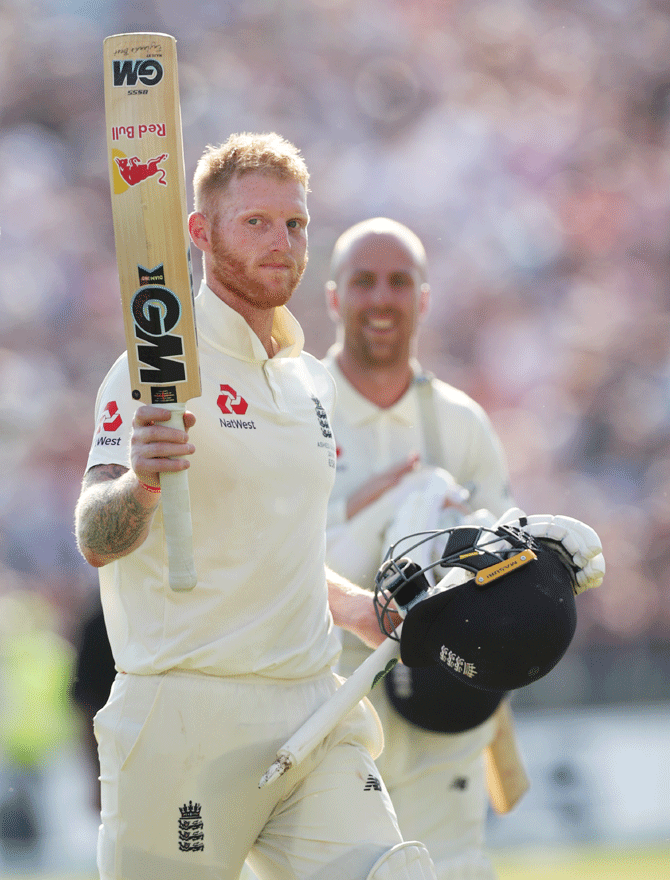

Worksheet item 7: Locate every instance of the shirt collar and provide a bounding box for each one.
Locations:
[195,281,305,362]
[323,344,418,427]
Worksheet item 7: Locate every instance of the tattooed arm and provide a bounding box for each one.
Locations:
[75,463,162,567]
[75,404,196,567]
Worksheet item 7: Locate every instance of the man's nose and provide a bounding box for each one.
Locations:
[371,280,393,303]
[270,223,291,250]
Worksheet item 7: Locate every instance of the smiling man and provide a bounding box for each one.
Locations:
[75,139,437,880]
[322,218,519,880]
[328,221,429,383]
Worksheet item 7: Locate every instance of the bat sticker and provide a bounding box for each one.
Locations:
[114,153,168,187]
[111,123,167,140]
[130,264,187,394]
[112,58,164,88]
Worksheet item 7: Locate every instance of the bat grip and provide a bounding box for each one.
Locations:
[161,404,197,591]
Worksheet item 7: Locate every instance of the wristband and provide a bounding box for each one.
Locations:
[138,479,161,494]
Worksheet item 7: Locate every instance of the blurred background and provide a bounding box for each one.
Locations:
[0,0,669,875]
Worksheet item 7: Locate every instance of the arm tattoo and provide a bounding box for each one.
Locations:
[77,464,158,560]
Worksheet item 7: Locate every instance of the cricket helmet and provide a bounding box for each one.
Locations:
[373,521,578,692]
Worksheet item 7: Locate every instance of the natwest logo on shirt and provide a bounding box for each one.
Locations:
[217,384,256,430]
[98,401,122,432]
[95,401,123,446]
[217,384,248,415]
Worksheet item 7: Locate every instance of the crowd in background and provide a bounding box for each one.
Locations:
[1,0,670,719]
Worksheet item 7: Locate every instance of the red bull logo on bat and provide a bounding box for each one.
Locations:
[111,123,167,140]
[115,153,168,187]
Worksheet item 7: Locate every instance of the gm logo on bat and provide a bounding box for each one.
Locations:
[130,264,186,397]
[112,58,164,88]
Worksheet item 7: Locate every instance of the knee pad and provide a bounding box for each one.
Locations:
[366,841,436,880]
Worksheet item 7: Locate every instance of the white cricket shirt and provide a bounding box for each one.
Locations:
[86,283,340,679]
[322,345,513,532]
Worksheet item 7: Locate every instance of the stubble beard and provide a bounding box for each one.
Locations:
[210,231,306,310]
[354,339,405,370]
[348,312,410,370]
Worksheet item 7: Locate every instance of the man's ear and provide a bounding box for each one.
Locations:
[188,212,211,252]
[325,280,340,323]
[419,283,430,319]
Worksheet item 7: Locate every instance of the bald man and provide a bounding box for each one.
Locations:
[322,218,520,880]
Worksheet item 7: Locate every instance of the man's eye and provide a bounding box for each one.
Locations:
[353,274,374,288]
[248,218,259,225]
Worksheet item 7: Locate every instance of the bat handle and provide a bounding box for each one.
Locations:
[259,634,402,787]
[161,404,197,591]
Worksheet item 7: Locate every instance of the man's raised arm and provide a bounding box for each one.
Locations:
[75,404,195,567]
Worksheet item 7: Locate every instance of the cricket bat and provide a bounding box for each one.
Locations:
[103,32,201,591]
[260,558,429,787]
[260,632,402,787]
[484,699,530,813]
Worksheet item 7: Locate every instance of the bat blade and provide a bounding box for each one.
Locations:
[103,32,200,591]
[484,699,530,813]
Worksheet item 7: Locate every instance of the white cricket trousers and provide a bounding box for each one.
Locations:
[95,669,408,880]
[339,637,498,880]
[372,690,498,880]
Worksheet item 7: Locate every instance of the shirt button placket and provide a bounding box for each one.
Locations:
[263,361,286,413]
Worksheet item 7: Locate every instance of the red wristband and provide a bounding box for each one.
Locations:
[138,479,161,494]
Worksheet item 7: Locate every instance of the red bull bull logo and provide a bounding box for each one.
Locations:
[114,153,168,187]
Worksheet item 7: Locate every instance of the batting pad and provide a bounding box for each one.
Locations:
[365,841,437,880]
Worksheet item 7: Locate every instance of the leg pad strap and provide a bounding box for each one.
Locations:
[366,841,436,880]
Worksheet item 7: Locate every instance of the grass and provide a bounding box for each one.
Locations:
[2,844,668,879]
[493,844,670,880]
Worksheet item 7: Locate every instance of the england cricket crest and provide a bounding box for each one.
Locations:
[178,801,204,852]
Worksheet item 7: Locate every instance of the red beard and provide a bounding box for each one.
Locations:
[210,231,306,310]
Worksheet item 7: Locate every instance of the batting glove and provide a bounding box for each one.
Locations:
[495,509,605,595]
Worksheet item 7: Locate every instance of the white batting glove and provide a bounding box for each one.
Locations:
[495,509,605,595]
